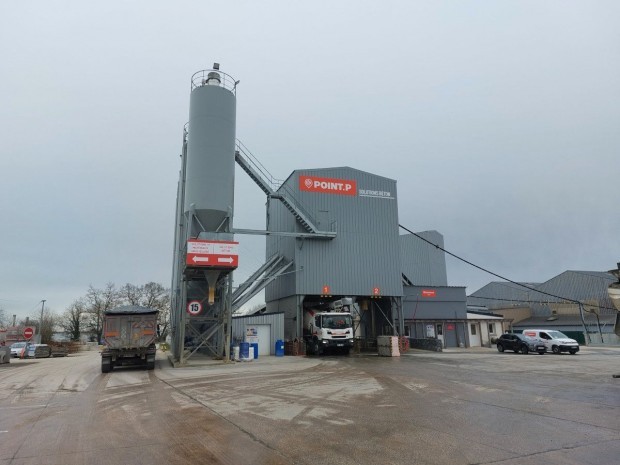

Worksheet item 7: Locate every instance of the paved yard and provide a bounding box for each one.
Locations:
[1,346,618,464]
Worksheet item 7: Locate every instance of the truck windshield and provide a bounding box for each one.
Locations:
[322,315,352,329]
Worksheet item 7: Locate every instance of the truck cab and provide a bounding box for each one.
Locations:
[304,298,355,355]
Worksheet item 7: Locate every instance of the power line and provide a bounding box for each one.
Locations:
[398,224,615,312]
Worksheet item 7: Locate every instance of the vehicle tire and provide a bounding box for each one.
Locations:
[552,345,560,354]
[520,345,529,354]
[101,358,111,373]
[569,349,577,355]
[497,344,504,352]
[313,340,322,356]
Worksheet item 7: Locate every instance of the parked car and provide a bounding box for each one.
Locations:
[496,333,546,355]
[10,342,28,358]
[26,344,52,358]
[522,329,580,354]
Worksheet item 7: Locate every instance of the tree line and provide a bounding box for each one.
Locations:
[2,282,170,344]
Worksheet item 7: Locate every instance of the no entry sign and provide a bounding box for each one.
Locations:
[23,326,35,340]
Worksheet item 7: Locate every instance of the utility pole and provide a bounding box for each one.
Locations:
[39,300,46,344]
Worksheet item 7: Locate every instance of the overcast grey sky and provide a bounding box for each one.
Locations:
[1,1,618,321]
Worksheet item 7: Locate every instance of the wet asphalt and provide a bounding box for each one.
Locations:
[0,346,618,464]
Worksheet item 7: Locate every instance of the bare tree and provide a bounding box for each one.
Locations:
[60,299,86,341]
[85,283,119,342]
[118,283,143,305]
[0,306,7,328]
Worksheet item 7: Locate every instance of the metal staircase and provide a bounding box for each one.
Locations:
[235,142,335,238]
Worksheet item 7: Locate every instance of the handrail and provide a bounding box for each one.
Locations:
[191,69,239,94]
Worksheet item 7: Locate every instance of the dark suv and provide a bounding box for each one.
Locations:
[496,333,545,355]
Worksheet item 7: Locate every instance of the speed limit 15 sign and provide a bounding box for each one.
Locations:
[186,300,203,315]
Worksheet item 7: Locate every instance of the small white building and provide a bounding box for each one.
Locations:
[466,311,506,348]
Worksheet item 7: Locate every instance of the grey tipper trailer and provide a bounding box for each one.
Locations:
[101,306,158,373]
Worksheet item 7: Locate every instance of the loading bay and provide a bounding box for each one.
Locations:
[0,347,618,465]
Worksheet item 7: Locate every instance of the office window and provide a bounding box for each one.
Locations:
[470,323,477,335]
[488,323,495,334]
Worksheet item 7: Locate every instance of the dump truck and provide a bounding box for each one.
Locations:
[101,305,158,373]
[303,298,355,355]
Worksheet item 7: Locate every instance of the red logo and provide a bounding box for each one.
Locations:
[299,175,357,196]
[322,285,331,295]
[373,287,381,296]
[421,290,436,298]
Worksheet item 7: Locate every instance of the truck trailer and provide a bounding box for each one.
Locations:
[303,298,355,355]
[101,305,158,373]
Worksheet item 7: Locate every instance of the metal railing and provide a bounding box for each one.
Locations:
[191,69,239,94]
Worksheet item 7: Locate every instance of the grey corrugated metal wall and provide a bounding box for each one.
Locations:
[402,286,467,320]
[231,312,284,355]
[266,167,402,300]
[400,231,448,286]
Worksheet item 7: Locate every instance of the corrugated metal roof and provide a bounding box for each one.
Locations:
[467,271,616,315]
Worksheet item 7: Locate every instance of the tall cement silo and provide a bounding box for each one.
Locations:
[185,67,237,235]
[171,65,240,365]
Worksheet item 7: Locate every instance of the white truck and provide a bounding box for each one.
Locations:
[303,298,355,355]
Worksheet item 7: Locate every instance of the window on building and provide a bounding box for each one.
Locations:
[436,324,443,336]
[488,323,495,334]
[471,323,477,335]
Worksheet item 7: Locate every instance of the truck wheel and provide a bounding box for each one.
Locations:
[102,358,111,373]
[313,340,322,356]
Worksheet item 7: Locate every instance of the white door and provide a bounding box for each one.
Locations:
[252,324,271,356]
[436,324,444,348]
[469,322,481,347]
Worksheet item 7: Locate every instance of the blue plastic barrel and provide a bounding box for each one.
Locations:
[275,339,284,357]
[251,343,259,359]
[239,342,250,359]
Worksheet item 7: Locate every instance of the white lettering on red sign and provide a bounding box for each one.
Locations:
[186,240,239,268]
[421,290,436,298]
[299,175,357,196]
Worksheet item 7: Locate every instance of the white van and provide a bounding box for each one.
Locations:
[521,329,579,354]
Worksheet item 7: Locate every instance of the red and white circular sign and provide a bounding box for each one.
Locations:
[186,300,203,315]
[23,326,35,340]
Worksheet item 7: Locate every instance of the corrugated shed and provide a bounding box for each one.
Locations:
[231,312,284,355]
[400,231,448,286]
[266,167,402,300]
[467,271,617,316]
[533,271,616,315]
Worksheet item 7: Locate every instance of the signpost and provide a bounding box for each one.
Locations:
[186,239,239,268]
[23,326,35,340]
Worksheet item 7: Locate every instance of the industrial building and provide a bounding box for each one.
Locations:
[468,270,619,345]
[169,66,510,364]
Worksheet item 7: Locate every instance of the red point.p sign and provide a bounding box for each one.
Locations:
[187,300,203,315]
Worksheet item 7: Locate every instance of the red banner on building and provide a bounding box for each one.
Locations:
[421,289,436,298]
[299,175,357,196]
